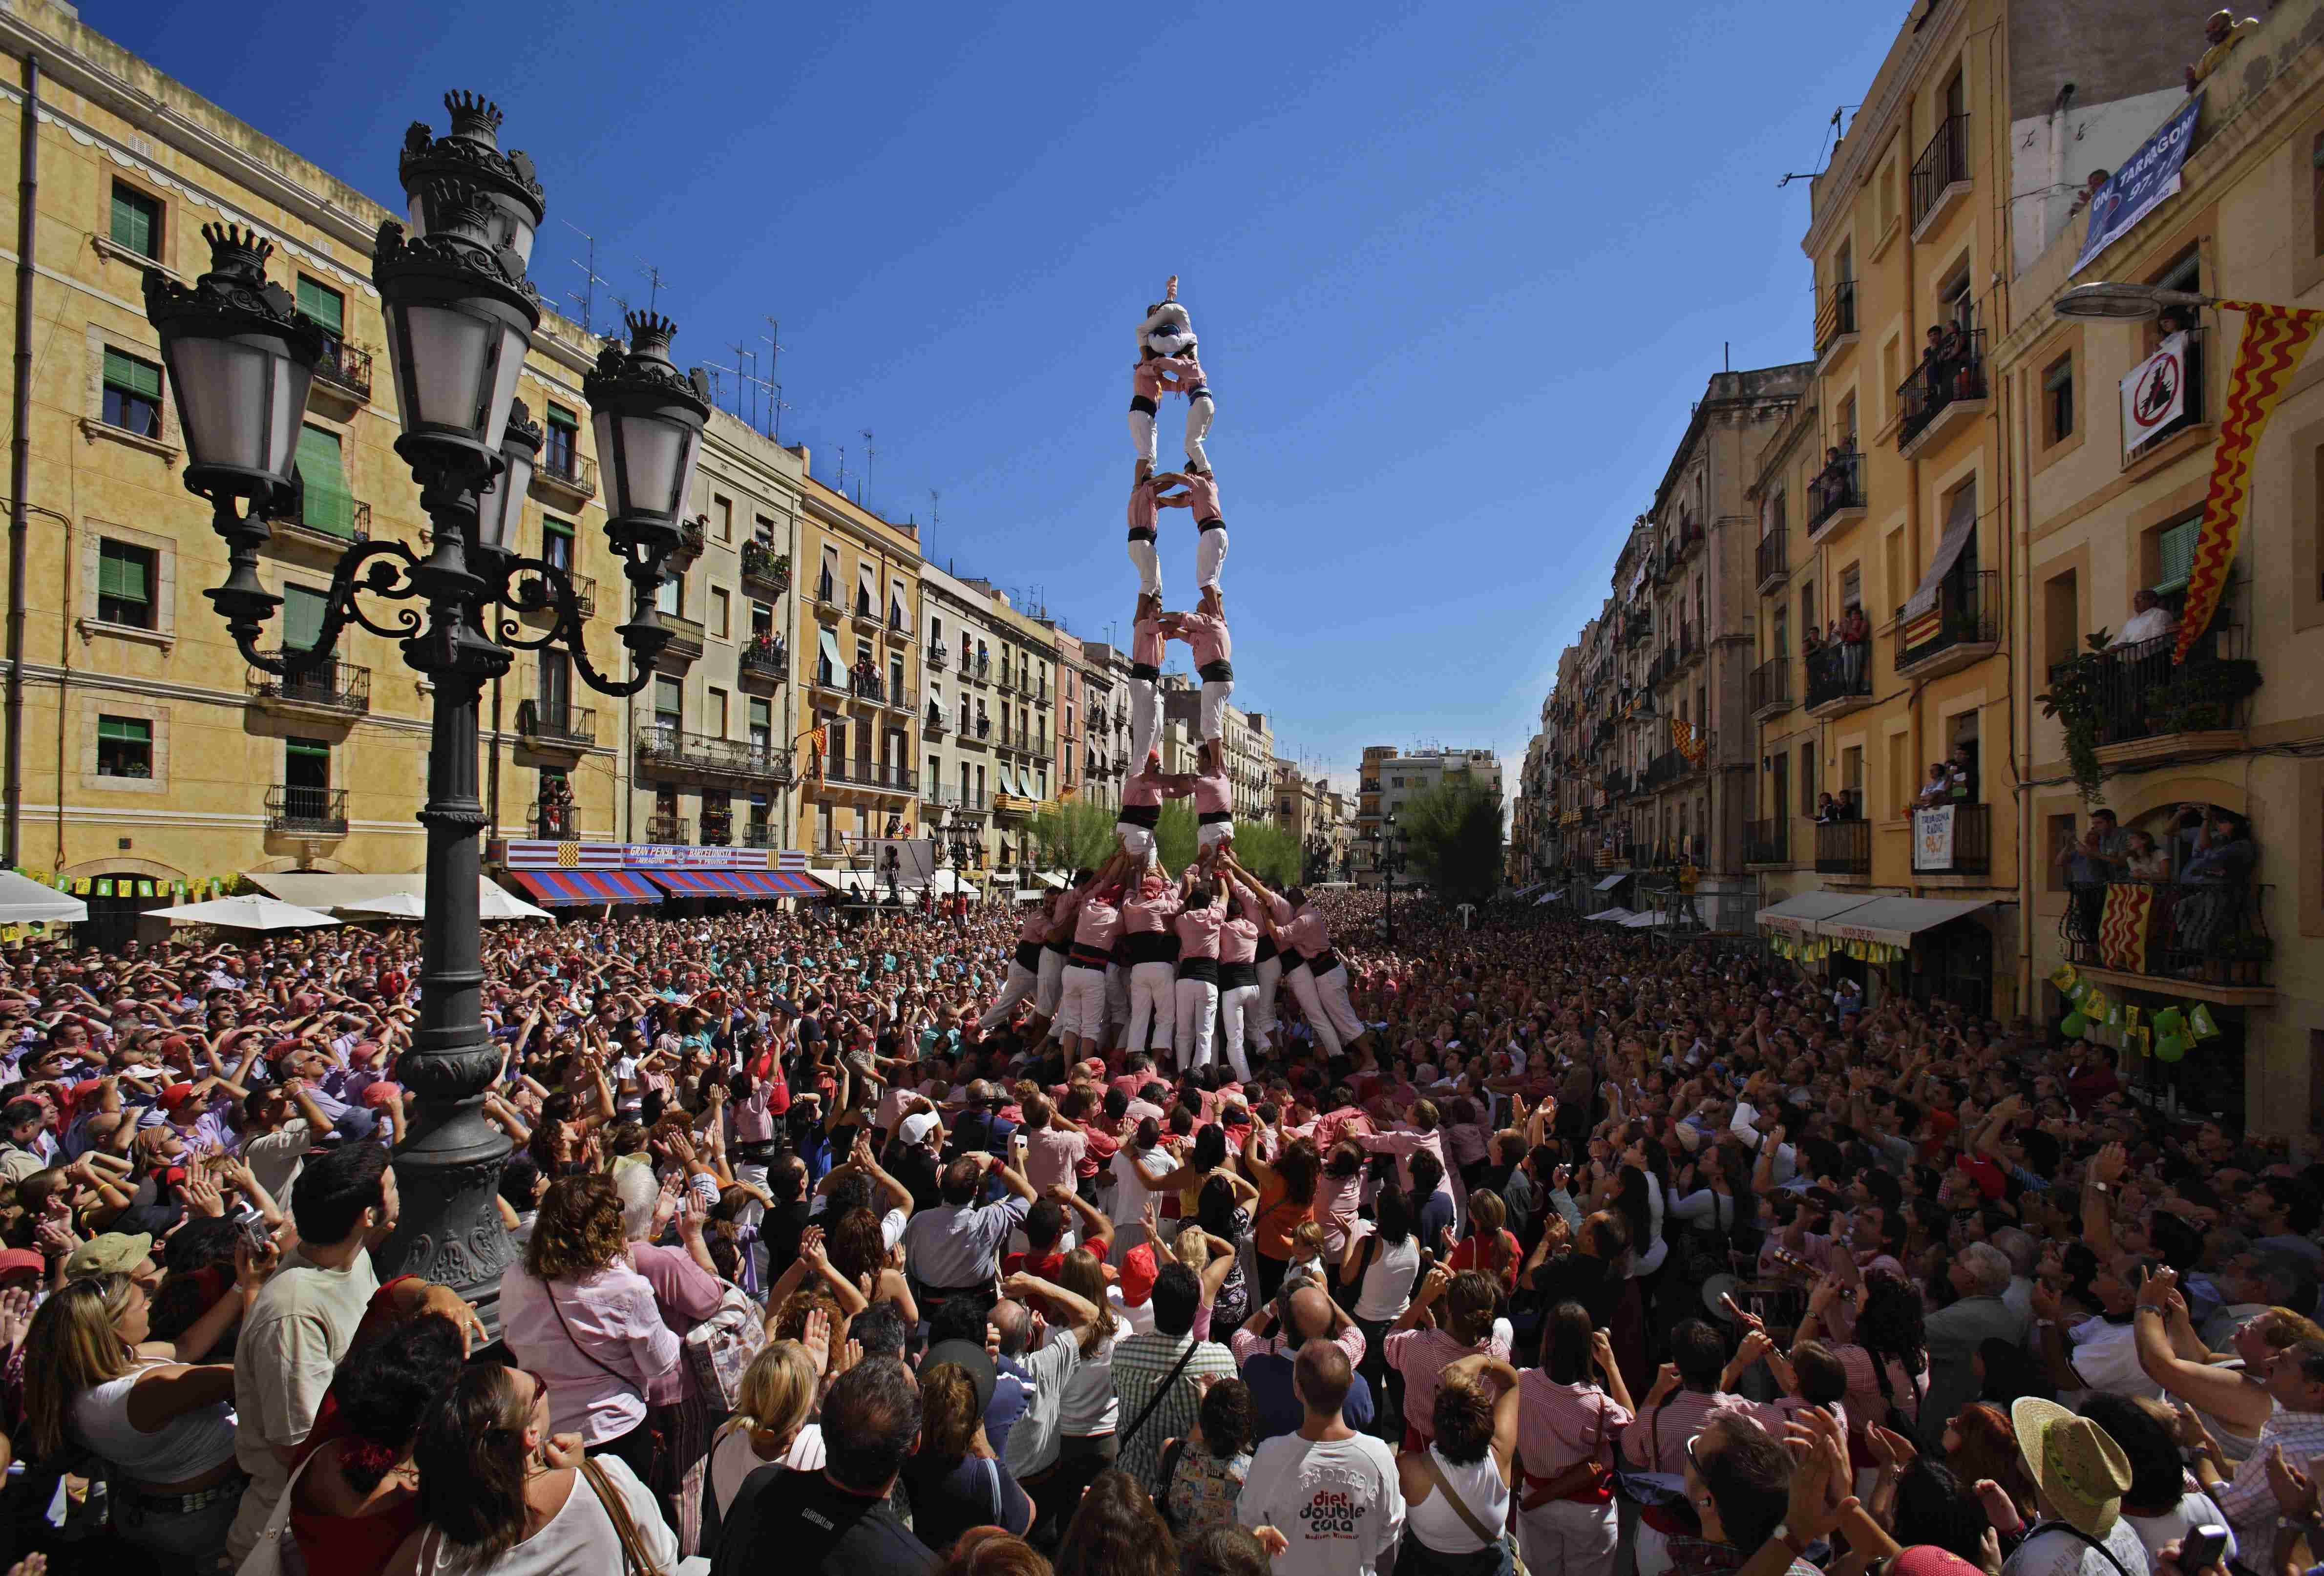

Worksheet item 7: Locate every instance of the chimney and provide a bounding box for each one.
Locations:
[792,444,811,475]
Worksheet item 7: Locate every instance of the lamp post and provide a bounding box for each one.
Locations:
[1379,814,1403,947]
[2053,282,2213,320]
[141,92,709,1326]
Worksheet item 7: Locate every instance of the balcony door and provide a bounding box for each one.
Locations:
[539,650,571,727]
[285,737,330,822]
[654,676,683,746]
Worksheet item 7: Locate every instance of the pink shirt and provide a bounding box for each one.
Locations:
[499,1261,683,1445]
[1017,908,1051,944]
[1174,906,1224,960]
[1072,895,1123,952]
[1219,917,1259,965]
[1230,1319,1365,1372]
[1132,618,1164,669]
[1122,887,1181,935]
[1516,1374,1633,1482]
[1132,361,1167,400]
[1621,1389,1755,1474]
[1192,767,1231,817]
[1127,482,1158,535]
[1386,1325,1513,1444]
[1287,906,1329,958]
[1026,1124,1087,1195]
[1172,611,1231,670]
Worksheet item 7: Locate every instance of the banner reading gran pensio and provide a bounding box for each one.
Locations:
[2073,94,2203,277]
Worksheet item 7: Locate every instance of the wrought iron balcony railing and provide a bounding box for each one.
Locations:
[528,800,578,841]
[1910,113,1970,230]
[1815,279,1858,357]
[1814,819,1870,876]
[1807,452,1864,535]
[739,540,790,589]
[1894,568,1999,674]
[2061,880,2272,989]
[1745,818,1789,865]
[266,783,346,835]
[634,727,795,783]
[1897,328,1987,451]
[250,653,372,714]
[1748,656,1790,716]
[645,814,689,844]
[515,698,595,747]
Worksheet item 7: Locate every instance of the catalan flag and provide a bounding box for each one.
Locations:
[2179,301,2324,661]
[799,722,828,783]
[2097,883,2155,973]
[1901,603,1945,651]
[1670,716,1705,765]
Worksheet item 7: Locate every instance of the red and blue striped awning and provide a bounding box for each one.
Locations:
[640,868,830,899]
[508,868,664,906]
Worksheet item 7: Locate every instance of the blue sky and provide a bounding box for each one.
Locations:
[113,0,1895,806]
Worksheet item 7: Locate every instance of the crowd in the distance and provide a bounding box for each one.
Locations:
[0,874,2313,1576]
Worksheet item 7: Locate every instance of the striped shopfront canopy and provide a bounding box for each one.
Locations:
[507,868,665,906]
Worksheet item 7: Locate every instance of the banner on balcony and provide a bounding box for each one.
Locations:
[2097,883,2155,972]
[2119,332,2190,458]
[1669,716,1705,765]
[1912,806,1956,872]
[2178,300,2324,660]
[2073,94,2201,276]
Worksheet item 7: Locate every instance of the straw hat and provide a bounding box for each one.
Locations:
[2011,1396,2132,1536]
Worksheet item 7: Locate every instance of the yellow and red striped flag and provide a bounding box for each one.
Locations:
[799,722,828,782]
[2097,883,2154,973]
[2178,301,2324,661]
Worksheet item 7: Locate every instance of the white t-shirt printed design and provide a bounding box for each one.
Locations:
[1238,1433,1406,1576]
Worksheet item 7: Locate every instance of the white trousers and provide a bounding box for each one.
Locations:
[1200,678,1232,742]
[1184,392,1214,474]
[1056,964,1107,1041]
[1312,963,1368,1046]
[1517,1499,1620,1576]
[1251,955,1282,1049]
[1196,525,1227,591]
[1128,960,1175,1054]
[1197,820,1234,855]
[1127,535,1161,598]
[1035,948,1066,1017]
[1116,823,1155,861]
[1217,983,1257,1081]
[1175,976,1220,1071]
[1104,962,1131,1050]
[978,960,1038,1031]
[1284,965,1341,1055]
[1131,679,1160,766]
[1129,407,1157,466]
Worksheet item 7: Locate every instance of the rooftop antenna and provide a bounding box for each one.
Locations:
[928,487,939,532]
[769,383,789,443]
[861,429,875,506]
[761,316,783,391]
[560,219,615,338]
[638,261,669,315]
[835,445,847,497]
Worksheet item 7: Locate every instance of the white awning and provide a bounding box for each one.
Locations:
[1593,869,1632,891]
[1815,897,1992,947]
[1030,871,1067,890]
[0,871,85,924]
[1621,909,1674,928]
[1589,906,1635,924]
[1754,892,1879,935]
[248,872,549,921]
[928,870,975,895]
[1534,891,1569,907]
[1013,887,1046,903]
[1901,485,1978,624]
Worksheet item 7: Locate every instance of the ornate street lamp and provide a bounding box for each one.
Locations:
[141,92,708,1327]
[2054,281,2212,320]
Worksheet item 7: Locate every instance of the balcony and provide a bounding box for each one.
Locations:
[266,784,347,837]
[739,635,786,686]
[1641,749,1693,791]
[964,657,992,686]
[532,450,597,507]
[1814,819,1871,877]
[929,784,989,815]
[528,800,578,841]
[992,792,1037,820]
[652,611,705,669]
[1652,645,1676,689]
[822,758,917,794]
[810,663,850,700]
[1815,280,1859,367]
[742,821,778,848]
[994,671,1018,697]
[1677,626,1702,671]
[514,698,596,757]
[1603,769,1632,799]
[512,567,594,623]
[882,614,912,645]
[810,575,844,623]
[1803,643,1873,718]
[1748,656,1791,719]
[249,654,372,719]
[739,541,790,594]
[1806,452,1865,539]
[1909,801,1990,876]
[698,813,734,847]
[1623,608,1651,646]
[1895,568,2000,681]
[1744,818,1790,867]
[2061,881,2275,1005]
[887,684,919,717]
[645,815,689,845]
[924,703,950,736]
[308,336,373,413]
[1897,329,1988,457]
[1755,528,1788,592]
[1909,113,1971,237]
[925,644,947,671]
[2124,328,2208,467]
[265,496,372,557]
[2071,622,2255,767]
[634,727,795,785]
[1673,518,1704,564]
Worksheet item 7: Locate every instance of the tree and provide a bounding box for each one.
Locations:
[1026,798,1118,873]
[1397,778,1504,906]
[1030,798,1300,887]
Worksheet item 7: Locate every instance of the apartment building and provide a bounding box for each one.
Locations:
[917,564,1009,879]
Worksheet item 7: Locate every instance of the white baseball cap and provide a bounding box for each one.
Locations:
[901,1112,941,1146]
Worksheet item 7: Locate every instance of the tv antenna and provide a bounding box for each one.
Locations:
[860,430,876,505]
[928,487,939,532]
[561,219,617,338]
[639,261,669,314]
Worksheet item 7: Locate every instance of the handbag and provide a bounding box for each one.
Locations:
[1612,1403,1691,1511]
[683,1281,770,1410]
[582,1455,666,1576]
[233,1450,322,1576]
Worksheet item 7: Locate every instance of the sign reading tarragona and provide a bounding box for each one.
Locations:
[2073,94,2203,277]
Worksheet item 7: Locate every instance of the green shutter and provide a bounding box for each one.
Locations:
[286,738,330,764]
[103,349,161,400]
[295,277,344,335]
[546,402,577,430]
[543,516,574,542]
[108,186,155,255]
[97,544,148,603]
[749,696,771,731]
[294,425,355,537]
[2155,518,2202,594]
[96,717,149,745]
[281,584,327,651]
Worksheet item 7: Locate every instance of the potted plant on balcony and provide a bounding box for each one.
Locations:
[2035,630,2113,803]
[2148,657,2261,735]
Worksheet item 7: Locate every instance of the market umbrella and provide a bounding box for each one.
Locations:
[146,894,342,931]
[338,892,428,921]
[481,884,552,922]
[0,870,85,924]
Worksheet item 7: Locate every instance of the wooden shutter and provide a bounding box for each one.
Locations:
[295,277,344,336]
[108,185,156,255]
[104,348,162,400]
[2155,518,2201,594]
[281,584,328,651]
[97,544,149,606]
[295,425,355,537]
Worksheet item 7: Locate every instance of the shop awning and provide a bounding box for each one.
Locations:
[0,870,84,924]
[1815,897,1991,947]
[508,868,663,906]
[1013,887,1047,903]
[1593,869,1632,891]
[1534,891,1568,906]
[1754,892,1879,935]
[1621,909,1674,928]
[1588,906,1634,924]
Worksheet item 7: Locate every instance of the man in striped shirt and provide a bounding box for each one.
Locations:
[1111,1257,1238,1488]
[2189,1331,2324,1554]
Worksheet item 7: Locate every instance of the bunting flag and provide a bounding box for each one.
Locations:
[2189,1003,2222,1039]
[2178,301,2324,660]
[2097,883,2154,972]
[1669,716,1705,764]
[2048,962,2079,994]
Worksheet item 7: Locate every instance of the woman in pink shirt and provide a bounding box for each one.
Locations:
[1171,873,1225,1075]
[1515,1304,1635,1576]
[1119,865,1181,1065]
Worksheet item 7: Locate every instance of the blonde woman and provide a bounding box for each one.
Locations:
[21,1272,244,1563]
[704,1320,830,1531]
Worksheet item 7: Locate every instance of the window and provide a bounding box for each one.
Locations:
[890,580,907,630]
[281,583,328,651]
[1839,394,1859,454]
[707,687,729,736]
[1801,580,1817,638]
[109,182,161,259]
[1800,744,1818,814]
[1842,745,1864,795]
[2155,514,2202,595]
[542,516,574,570]
[96,716,151,778]
[293,424,356,537]
[710,587,731,639]
[2044,569,2080,668]
[713,495,732,542]
[750,600,773,638]
[101,348,163,438]
[296,276,344,341]
[539,649,571,714]
[654,675,682,737]
[748,696,771,749]
[890,656,905,700]
[753,513,775,545]
[1886,733,1910,819]
[1839,564,1861,618]
[285,737,330,793]
[1884,529,1905,616]
[2044,354,2075,443]
[1940,262,1974,336]
[96,540,156,629]
[656,573,682,616]
[543,404,579,479]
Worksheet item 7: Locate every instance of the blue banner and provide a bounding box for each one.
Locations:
[2073,94,2202,275]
